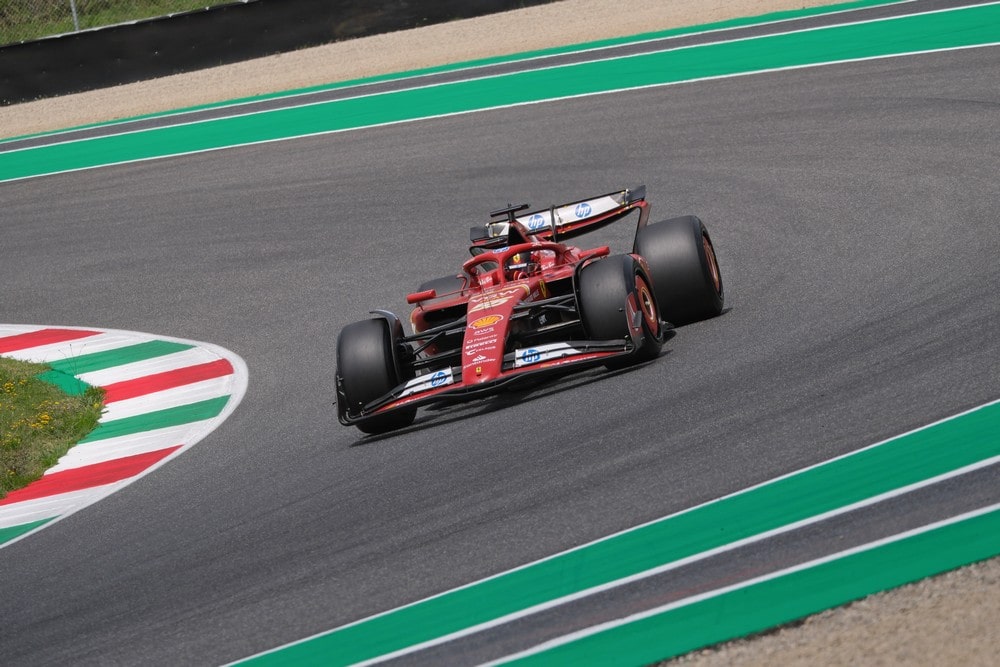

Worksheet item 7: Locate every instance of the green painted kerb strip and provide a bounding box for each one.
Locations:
[79,395,229,443]
[0,518,52,546]
[2,3,998,182]
[504,507,1000,666]
[37,368,92,396]
[46,340,193,375]
[237,401,999,665]
[0,0,908,145]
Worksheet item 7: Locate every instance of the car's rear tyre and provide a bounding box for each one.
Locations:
[336,318,416,434]
[577,254,662,366]
[634,215,723,326]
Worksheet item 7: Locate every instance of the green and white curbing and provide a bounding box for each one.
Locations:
[0,325,248,548]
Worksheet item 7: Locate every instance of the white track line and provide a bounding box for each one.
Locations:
[341,456,1000,666]
[485,502,1000,665]
[0,0,920,145]
[236,398,1000,665]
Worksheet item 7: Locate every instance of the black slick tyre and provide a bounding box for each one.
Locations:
[577,254,662,366]
[633,215,723,326]
[336,318,416,434]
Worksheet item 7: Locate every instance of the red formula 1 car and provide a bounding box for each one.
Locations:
[336,186,724,433]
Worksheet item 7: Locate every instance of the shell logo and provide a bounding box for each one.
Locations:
[470,314,503,329]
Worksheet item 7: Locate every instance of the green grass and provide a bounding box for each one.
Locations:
[0,356,104,498]
[0,0,233,46]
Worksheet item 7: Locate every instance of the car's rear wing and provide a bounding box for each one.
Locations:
[470,186,650,248]
[518,185,649,241]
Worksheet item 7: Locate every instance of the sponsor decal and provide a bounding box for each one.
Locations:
[513,342,585,368]
[465,335,499,351]
[470,314,503,329]
[467,285,529,313]
[526,213,548,230]
[492,246,509,254]
[496,284,531,299]
[399,367,455,397]
[465,353,497,366]
[527,196,618,232]
[465,337,499,354]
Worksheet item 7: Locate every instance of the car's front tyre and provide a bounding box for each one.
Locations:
[577,254,662,366]
[336,318,416,434]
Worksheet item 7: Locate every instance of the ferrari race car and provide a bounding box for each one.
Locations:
[336,186,724,433]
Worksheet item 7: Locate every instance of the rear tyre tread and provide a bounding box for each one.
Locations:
[634,215,724,326]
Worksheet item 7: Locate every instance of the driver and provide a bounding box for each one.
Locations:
[505,251,539,280]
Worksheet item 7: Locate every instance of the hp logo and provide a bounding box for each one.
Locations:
[526,213,547,230]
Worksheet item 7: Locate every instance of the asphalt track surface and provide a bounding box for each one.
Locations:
[2,4,999,666]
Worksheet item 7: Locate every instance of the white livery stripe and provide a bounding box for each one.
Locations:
[514,343,585,368]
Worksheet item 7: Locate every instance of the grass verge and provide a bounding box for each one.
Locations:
[1,0,232,46]
[0,356,104,498]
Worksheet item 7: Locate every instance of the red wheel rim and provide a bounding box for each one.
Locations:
[635,274,659,337]
[702,233,722,294]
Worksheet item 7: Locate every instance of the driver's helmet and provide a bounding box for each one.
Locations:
[505,251,538,280]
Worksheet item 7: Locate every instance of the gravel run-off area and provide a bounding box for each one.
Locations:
[2,1,998,665]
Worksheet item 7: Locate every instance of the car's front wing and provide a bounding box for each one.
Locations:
[336,339,632,426]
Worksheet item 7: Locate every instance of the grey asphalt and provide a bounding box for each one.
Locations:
[1,20,999,667]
